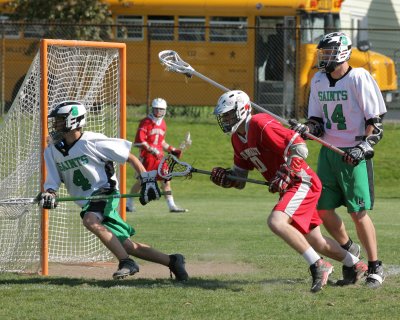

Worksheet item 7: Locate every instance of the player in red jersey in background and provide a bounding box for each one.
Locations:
[127,98,188,213]
[210,90,368,292]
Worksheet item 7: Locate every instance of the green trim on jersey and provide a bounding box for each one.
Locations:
[80,190,135,242]
[317,146,374,213]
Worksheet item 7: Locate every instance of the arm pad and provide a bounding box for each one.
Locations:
[365,117,383,146]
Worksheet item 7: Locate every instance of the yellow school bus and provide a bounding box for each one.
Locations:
[0,0,397,117]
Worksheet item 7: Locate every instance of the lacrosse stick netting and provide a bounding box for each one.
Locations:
[158,154,269,186]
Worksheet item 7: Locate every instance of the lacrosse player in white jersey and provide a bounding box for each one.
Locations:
[38,101,188,281]
[290,32,386,288]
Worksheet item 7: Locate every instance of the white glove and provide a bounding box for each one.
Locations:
[139,170,161,205]
[38,189,58,209]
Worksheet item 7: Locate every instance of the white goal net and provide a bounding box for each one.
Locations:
[0,40,126,273]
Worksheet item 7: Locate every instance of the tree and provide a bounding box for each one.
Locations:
[6,0,115,41]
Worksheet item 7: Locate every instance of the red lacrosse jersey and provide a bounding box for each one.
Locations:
[134,116,167,159]
[231,113,315,181]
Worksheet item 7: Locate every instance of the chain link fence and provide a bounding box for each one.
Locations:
[1,22,399,119]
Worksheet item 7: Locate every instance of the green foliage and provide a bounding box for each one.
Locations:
[6,0,114,41]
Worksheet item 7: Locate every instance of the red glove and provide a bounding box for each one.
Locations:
[210,167,236,188]
[168,146,182,159]
[268,164,299,194]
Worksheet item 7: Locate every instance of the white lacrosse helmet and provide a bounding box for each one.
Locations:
[48,101,86,142]
[214,90,252,134]
[317,32,352,73]
[151,98,167,119]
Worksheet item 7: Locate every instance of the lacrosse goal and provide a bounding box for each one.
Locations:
[0,39,127,275]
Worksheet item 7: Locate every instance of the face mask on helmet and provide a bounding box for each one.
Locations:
[48,101,86,143]
[151,98,167,119]
[214,90,252,134]
[317,32,352,73]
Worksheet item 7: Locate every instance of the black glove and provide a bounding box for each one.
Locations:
[288,119,309,139]
[210,167,236,188]
[139,171,161,205]
[269,164,299,194]
[38,189,58,209]
[342,141,374,166]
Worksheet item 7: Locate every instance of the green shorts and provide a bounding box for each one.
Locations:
[317,146,374,213]
[80,189,135,242]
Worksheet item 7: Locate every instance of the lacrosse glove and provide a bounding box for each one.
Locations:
[168,147,182,159]
[342,140,374,166]
[38,189,58,209]
[139,170,161,205]
[148,147,163,160]
[289,119,309,139]
[210,167,236,188]
[269,164,300,194]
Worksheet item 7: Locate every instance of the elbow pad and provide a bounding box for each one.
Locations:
[365,117,383,146]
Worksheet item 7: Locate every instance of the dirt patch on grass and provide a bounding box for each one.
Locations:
[48,261,256,280]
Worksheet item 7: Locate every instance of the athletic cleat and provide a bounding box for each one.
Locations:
[112,258,139,280]
[347,242,361,258]
[169,254,189,281]
[366,261,385,289]
[336,260,368,286]
[309,258,334,293]
[169,206,188,213]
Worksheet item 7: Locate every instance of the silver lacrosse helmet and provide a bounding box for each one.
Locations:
[317,32,352,73]
[151,97,167,119]
[48,101,86,143]
[214,90,252,134]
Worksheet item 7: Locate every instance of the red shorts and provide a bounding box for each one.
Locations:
[273,175,322,235]
[140,154,168,181]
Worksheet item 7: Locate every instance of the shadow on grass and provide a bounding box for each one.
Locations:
[0,274,311,291]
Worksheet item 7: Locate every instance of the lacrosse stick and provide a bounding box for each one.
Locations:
[158,154,269,186]
[179,131,192,151]
[158,50,345,157]
[0,193,165,206]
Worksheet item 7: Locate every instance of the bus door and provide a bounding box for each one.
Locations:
[255,17,296,117]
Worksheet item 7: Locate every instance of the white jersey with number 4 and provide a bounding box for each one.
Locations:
[44,131,131,207]
[308,67,387,148]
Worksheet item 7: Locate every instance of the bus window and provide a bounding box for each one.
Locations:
[0,15,20,39]
[209,17,247,42]
[300,13,340,44]
[148,15,174,41]
[178,16,205,41]
[116,15,143,40]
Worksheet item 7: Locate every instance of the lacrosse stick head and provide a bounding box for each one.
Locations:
[158,154,193,180]
[158,50,194,78]
[179,131,192,151]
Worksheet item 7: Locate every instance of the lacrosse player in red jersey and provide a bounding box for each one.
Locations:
[290,32,386,288]
[38,101,188,281]
[210,90,368,292]
[127,98,188,213]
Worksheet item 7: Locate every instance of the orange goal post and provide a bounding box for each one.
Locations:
[0,39,127,275]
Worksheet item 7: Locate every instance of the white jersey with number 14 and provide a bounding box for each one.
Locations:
[308,67,386,148]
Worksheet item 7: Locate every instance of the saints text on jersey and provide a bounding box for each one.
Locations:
[56,155,89,172]
[318,90,348,101]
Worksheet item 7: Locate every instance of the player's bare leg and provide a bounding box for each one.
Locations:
[124,239,188,281]
[267,210,333,292]
[162,180,188,213]
[318,209,351,245]
[82,212,139,279]
[126,178,141,212]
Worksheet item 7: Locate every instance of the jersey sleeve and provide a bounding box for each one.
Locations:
[307,74,324,119]
[133,119,149,148]
[354,69,387,119]
[94,138,132,164]
[43,147,62,191]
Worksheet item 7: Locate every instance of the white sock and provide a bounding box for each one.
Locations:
[342,252,359,267]
[166,195,176,209]
[302,247,321,265]
[126,198,133,207]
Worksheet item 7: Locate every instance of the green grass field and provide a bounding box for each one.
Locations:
[1,107,399,320]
